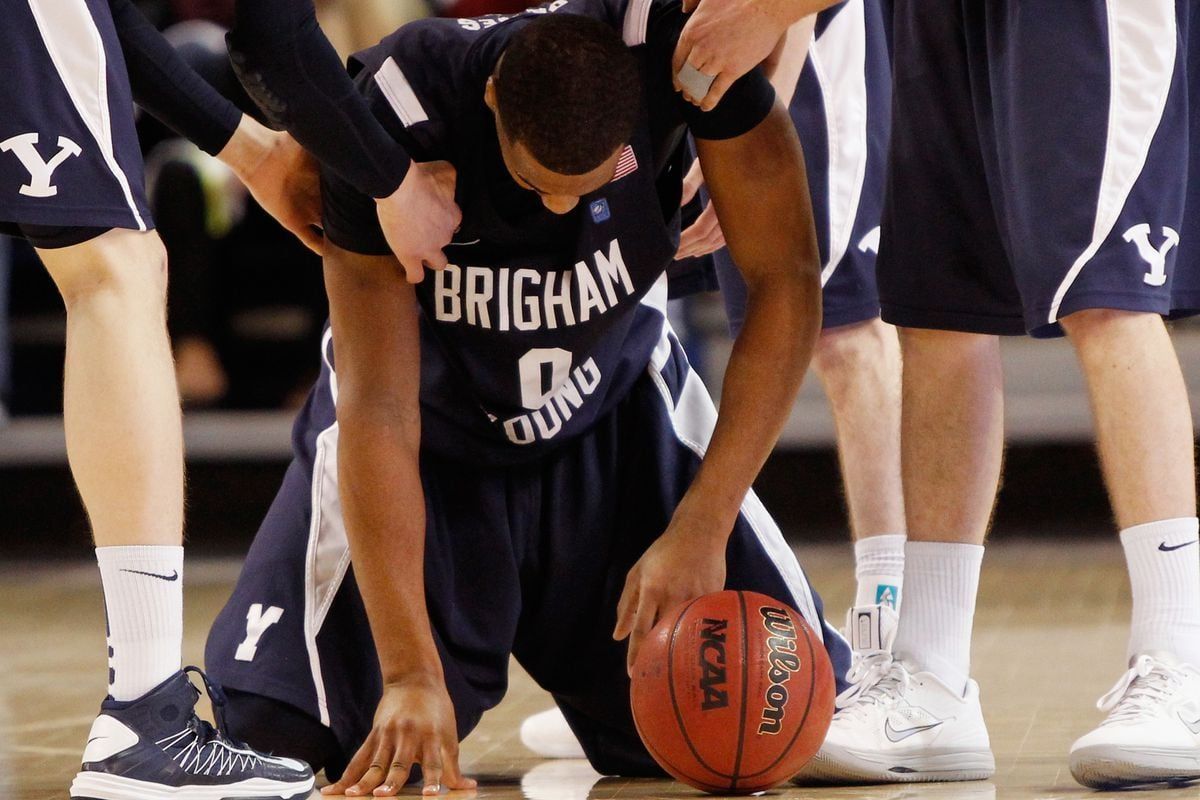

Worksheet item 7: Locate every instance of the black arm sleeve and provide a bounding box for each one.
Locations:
[108,0,243,156]
[229,0,412,199]
[646,1,776,141]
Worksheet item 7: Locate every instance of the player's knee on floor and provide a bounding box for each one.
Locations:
[223,688,345,778]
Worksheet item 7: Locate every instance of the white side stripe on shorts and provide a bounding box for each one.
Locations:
[1048,0,1176,323]
[25,0,147,230]
[808,0,870,288]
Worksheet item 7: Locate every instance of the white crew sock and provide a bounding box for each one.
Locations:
[854,533,906,610]
[892,541,984,696]
[96,546,184,701]
[1121,517,1200,666]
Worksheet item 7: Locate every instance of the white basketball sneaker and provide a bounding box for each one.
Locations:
[1069,653,1200,788]
[800,626,994,785]
[520,707,586,759]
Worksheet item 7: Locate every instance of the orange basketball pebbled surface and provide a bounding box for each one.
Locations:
[630,590,836,795]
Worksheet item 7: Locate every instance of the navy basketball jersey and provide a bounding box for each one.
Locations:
[322,0,775,464]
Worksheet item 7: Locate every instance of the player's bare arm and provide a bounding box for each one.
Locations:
[616,101,821,669]
[673,0,836,109]
[320,243,475,798]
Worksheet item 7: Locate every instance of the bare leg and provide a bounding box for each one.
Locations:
[892,329,1002,690]
[1062,308,1200,667]
[38,228,184,701]
[37,229,182,548]
[814,317,906,540]
[1061,309,1195,527]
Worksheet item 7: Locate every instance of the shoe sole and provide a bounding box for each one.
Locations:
[796,746,996,784]
[70,772,315,800]
[1070,745,1200,789]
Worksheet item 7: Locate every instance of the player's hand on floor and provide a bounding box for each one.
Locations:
[676,160,726,260]
[377,160,461,284]
[614,522,728,674]
[321,677,477,797]
[221,119,325,255]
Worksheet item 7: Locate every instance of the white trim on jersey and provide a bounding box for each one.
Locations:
[808,0,870,289]
[640,275,832,644]
[1047,0,1177,323]
[375,57,430,127]
[25,0,146,230]
[302,328,348,727]
[622,0,653,47]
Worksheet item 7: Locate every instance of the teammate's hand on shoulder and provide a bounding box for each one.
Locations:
[219,117,324,255]
[673,0,827,110]
[376,161,462,284]
[321,674,476,797]
[614,519,728,674]
[675,160,727,260]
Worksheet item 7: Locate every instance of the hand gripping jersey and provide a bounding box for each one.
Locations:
[320,0,775,465]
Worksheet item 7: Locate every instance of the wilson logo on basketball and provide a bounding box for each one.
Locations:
[757,606,801,735]
[697,617,729,710]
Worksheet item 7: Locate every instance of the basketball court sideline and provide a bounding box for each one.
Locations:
[2,539,1190,799]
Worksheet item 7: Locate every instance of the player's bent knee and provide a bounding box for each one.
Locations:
[814,318,891,376]
[40,228,168,310]
[223,688,344,777]
[1059,307,1162,341]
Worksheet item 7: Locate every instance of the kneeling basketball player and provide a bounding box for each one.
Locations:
[205,3,850,794]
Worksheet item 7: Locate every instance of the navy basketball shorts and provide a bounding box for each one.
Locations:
[205,325,851,777]
[879,0,1195,338]
[0,0,153,246]
[716,0,890,335]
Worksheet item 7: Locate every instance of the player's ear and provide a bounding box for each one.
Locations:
[484,76,498,115]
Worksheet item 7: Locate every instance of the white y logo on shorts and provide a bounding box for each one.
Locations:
[858,226,881,255]
[1123,223,1179,287]
[0,132,82,198]
[235,604,284,662]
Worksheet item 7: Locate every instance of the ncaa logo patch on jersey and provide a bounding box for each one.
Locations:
[589,198,611,223]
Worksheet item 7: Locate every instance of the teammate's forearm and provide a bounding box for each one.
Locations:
[764,17,815,107]
[108,0,242,155]
[339,418,443,682]
[230,0,411,198]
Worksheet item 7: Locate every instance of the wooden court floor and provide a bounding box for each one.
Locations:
[2,539,1194,799]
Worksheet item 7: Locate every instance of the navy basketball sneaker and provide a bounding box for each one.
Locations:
[70,667,314,800]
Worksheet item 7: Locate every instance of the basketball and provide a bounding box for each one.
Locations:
[630,590,836,795]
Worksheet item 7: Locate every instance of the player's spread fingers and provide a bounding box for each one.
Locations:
[374,759,411,797]
[442,744,477,790]
[420,746,443,795]
[324,738,378,795]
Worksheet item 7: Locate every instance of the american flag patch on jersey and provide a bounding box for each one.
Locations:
[611,146,638,182]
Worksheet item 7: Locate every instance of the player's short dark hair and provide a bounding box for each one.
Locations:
[495,14,641,176]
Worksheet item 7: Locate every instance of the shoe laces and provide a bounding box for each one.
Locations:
[159,667,262,776]
[835,653,910,714]
[1095,655,1182,724]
